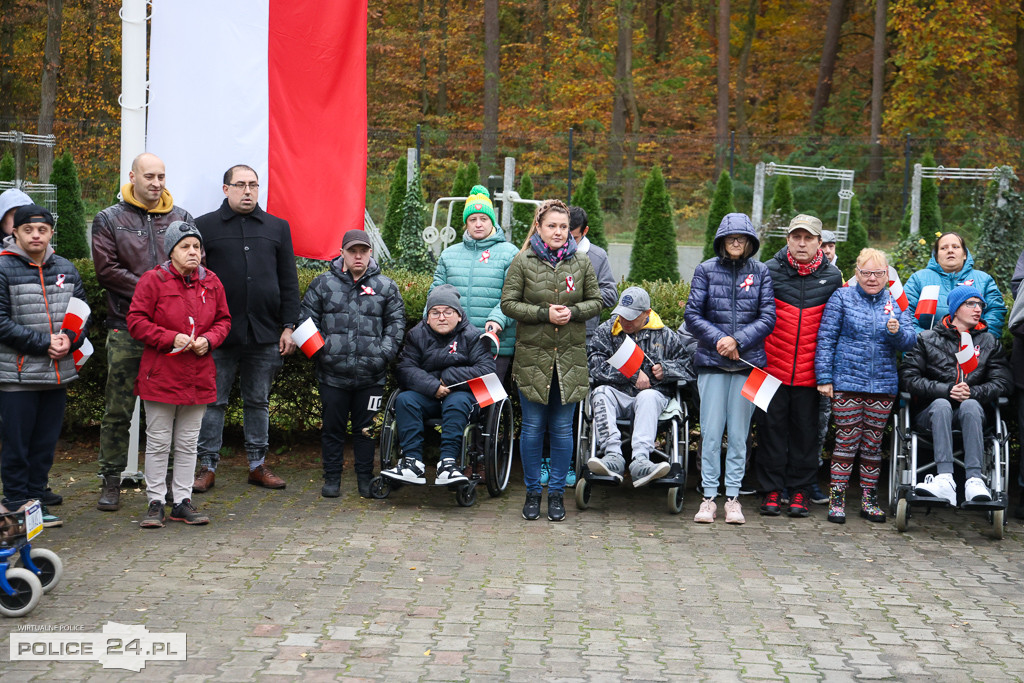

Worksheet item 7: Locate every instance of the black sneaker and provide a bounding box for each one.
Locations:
[40,488,62,506]
[321,479,341,498]
[140,501,165,529]
[522,493,541,520]
[169,499,210,525]
[760,490,782,516]
[547,493,565,522]
[788,490,810,517]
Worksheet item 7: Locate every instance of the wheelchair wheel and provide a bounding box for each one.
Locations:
[895,498,909,532]
[369,476,391,499]
[667,487,684,515]
[485,399,514,498]
[991,509,1005,540]
[378,392,401,472]
[575,477,591,510]
[0,568,42,618]
[455,483,477,508]
[25,548,62,594]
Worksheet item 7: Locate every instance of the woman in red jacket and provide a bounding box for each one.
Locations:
[127,222,231,529]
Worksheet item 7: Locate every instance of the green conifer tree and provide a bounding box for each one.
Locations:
[50,151,90,258]
[570,166,607,249]
[512,172,535,246]
[382,157,406,252]
[760,176,796,261]
[394,171,434,273]
[628,167,679,282]
[703,171,736,260]
[0,152,14,182]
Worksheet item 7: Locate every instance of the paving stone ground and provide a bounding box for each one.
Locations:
[2,453,1023,682]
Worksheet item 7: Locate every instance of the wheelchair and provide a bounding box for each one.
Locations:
[888,392,1010,538]
[368,389,514,507]
[573,381,691,514]
[0,502,63,617]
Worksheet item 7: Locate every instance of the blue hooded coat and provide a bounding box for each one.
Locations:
[903,249,1006,336]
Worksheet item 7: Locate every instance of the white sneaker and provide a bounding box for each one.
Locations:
[629,458,671,488]
[964,477,992,503]
[587,456,623,484]
[914,473,957,506]
[694,497,717,523]
[724,498,745,525]
[434,459,468,486]
[382,458,426,485]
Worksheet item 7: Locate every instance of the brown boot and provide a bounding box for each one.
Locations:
[97,475,121,511]
[193,467,215,493]
[248,464,286,489]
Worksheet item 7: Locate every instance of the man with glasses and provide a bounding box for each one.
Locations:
[382,285,493,486]
[93,152,193,511]
[192,165,300,493]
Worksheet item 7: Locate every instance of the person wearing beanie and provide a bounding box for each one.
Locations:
[0,203,89,528]
[382,284,495,486]
[127,218,231,528]
[192,164,300,494]
[820,229,838,267]
[0,188,33,237]
[902,284,1012,506]
[300,228,405,498]
[92,152,194,512]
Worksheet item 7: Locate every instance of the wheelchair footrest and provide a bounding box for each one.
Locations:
[903,492,953,508]
[961,496,1006,512]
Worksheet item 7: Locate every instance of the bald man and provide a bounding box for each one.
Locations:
[92,153,194,511]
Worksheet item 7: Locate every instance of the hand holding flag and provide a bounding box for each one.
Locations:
[606,335,645,379]
[293,317,325,358]
[167,316,196,355]
[955,330,978,375]
[61,297,90,341]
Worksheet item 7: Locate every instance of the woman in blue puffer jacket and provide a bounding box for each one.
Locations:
[816,248,916,525]
[684,213,775,525]
[430,185,519,381]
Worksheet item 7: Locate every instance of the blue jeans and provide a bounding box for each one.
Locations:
[396,390,475,463]
[519,374,576,495]
[697,372,755,498]
[197,343,283,470]
[0,388,66,508]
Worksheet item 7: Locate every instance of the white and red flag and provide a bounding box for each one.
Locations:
[741,367,782,412]
[887,267,909,311]
[467,373,508,408]
[915,284,940,320]
[73,337,94,372]
[147,1,367,260]
[606,335,645,378]
[480,331,500,358]
[61,297,90,340]
[956,330,979,375]
[293,317,325,358]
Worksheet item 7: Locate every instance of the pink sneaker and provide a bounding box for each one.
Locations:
[724,498,745,525]
[694,497,716,523]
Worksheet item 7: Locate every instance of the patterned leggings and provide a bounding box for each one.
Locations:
[830,391,894,490]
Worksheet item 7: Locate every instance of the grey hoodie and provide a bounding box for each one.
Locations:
[0,189,33,234]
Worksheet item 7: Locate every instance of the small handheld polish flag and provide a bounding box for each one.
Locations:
[293,318,325,358]
[606,335,645,378]
[167,317,196,355]
[741,367,782,412]
[73,337,94,371]
[887,266,909,311]
[955,330,978,375]
[479,331,500,358]
[62,297,90,341]
[915,284,940,320]
[467,373,508,408]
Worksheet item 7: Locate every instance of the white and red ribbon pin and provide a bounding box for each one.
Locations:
[883,300,894,316]
[55,274,65,288]
[479,249,490,263]
[360,285,376,296]
[448,340,458,354]
[565,276,575,292]
[739,274,754,291]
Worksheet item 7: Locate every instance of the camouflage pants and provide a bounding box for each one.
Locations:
[97,328,144,476]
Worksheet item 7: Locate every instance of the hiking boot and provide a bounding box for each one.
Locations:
[540,458,551,486]
[321,474,341,498]
[964,477,992,503]
[382,458,426,485]
[915,473,956,506]
[40,487,62,507]
[724,497,745,525]
[522,492,542,520]
[694,497,717,523]
[139,501,165,529]
[169,499,209,525]
[787,490,810,517]
[357,473,373,498]
[587,455,624,484]
[859,488,886,523]
[827,486,846,524]
[760,490,782,516]
[41,506,62,528]
[435,459,468,485]
[629,457,671,489]
[193,467,215,493]
[547,492,565,522]
[97,474,121,511]
[808,482,829,505]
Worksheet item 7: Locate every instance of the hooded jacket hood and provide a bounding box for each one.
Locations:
[713,213,760,258]
[0,188,33,223]
[121,182,175,214]
[926,248,975,278]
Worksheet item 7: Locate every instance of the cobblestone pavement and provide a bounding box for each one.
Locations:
[2,456,1024,682]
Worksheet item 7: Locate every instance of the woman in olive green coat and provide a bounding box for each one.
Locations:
[501,199,601,522]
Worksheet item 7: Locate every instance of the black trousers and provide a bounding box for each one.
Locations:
[755,384,820,493]
[319,384,382,478]
[0,388,66,507]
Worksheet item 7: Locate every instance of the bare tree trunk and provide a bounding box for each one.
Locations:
[715,0,729,173]
[809,0,846,131]
[608,0,636,214]
[418,0,429,115]
[0,0,16,119]
[37,0,62,183]
[437,0,448,117]
[1017,0,1024,132]
[646,0,672,63]
[481,0,499,176]
[734,0,757,155]
[85,0,98,87]
[869,0,886,181]
[540,0,550,106]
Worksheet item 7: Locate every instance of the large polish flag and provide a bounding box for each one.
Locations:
[147,1,367,260]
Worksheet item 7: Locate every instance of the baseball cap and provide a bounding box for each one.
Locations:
[611,286,651,321]
[787,214,822,236]
[342,229,372,250]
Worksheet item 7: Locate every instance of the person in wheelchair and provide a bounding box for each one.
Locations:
[586,286,693,488]
[383,285,495,486]
[901,285,1013,505]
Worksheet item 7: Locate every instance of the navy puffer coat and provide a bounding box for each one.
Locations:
[684,213,776,371]
[814,283,917,395]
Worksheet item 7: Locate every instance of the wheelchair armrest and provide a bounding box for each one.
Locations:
[899,392,911,401]
[998,396,1009,407]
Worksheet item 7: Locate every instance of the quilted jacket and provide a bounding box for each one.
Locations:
[814,283,917,395]
[396,317,496,398]
[501,248,601,405]
[588,312,694,398]
[903,251,1007,336]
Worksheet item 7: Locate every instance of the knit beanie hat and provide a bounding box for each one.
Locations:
[164,220,203,258]
[425,284,465,319]
[946,285,984,316]
[463,185,497,226]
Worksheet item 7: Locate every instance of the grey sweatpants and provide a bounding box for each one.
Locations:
[592,385,669,464]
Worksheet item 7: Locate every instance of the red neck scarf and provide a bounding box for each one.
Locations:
[787,248,824,276]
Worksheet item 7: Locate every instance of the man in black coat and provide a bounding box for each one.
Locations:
[193,164,300,492]
[383,285,495,486]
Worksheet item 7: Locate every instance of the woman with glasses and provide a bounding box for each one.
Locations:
[815,248,916,524]
[501,199,601,522]
[904,231,1007,336]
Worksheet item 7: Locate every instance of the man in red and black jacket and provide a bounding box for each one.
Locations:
[757,214,843,517]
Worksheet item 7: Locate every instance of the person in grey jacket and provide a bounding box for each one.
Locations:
[570,206,618,341]
[0,188,32,237]
[300,229,405,498]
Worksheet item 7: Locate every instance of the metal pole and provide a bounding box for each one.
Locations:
[567,128,574,204]
[901,132,911,217]
[415,123,422,171]
[729,130,735,177]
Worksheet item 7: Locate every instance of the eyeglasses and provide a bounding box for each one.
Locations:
[229,182,259,191]
[725,236,748,244]
[961,301,983,309]
[857,269,886,279]
[428,308,457,319]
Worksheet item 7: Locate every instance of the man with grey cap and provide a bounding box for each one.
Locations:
[0,188,33,237]
[757,214,842,517]
[383,284,494,486]
[300,228,405,497]
[821,229,838,267]
[586,286,693,487]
